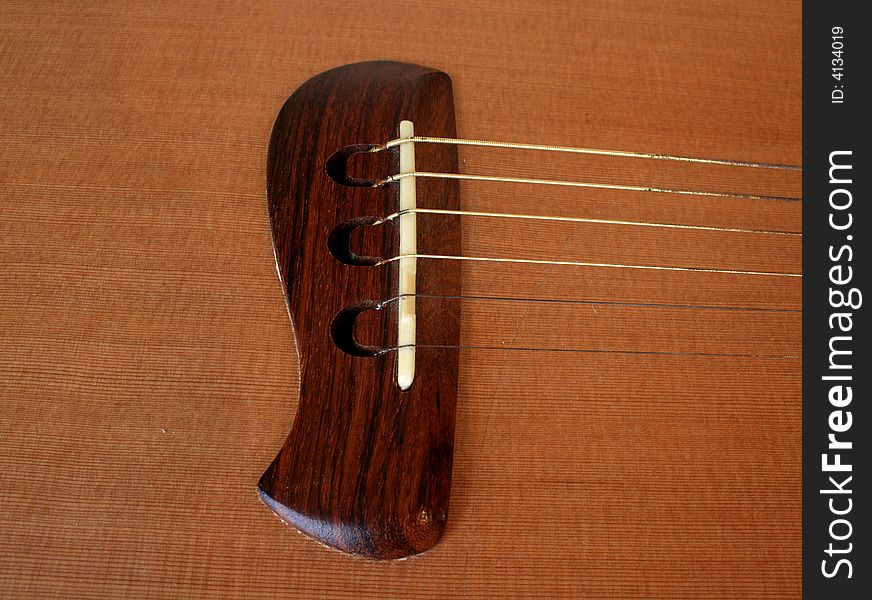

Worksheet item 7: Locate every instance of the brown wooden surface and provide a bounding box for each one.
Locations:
[259,61,461,559]
[0,1,800,598]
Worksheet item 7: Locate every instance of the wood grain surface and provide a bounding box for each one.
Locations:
[0,1,801,598]
[259,61,461,559]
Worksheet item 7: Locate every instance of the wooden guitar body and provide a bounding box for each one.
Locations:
[0,1,800,597]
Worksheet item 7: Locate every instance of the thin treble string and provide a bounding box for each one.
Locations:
[382,344,801,360]
[373,296,801,358]
[377,135,802,172]
[378,171,801,203]
[377,254,801,278]
[375,208,801,237]
[377,293,801,314]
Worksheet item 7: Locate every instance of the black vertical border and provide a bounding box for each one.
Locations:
[803,1,868,597]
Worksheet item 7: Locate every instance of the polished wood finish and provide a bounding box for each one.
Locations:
[259,61,461,559]
[0,1,801,597]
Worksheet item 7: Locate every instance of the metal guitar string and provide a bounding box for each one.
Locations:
[374,208,801,237]
[369,296,801,358]
[376,253,800,278]
[377,171,800,203]
[369,133,802,277]
[376,293,801,314]
[376,135,802,171]
[374,135,801,202]
[349,132,802,363]
[383,344,801,360]
[365,296,800,357]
